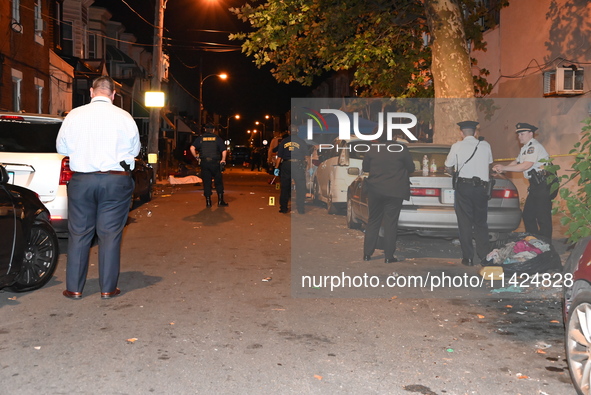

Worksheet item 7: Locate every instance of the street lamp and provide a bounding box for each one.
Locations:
[199,73,228,130]
[254,120,266,143]
[225,114,240,141]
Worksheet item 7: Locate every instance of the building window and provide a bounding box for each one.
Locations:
[12,0,21,23]
[543,67,584,97]
[88,33,97,58]
[62,21,73,56]
[12,69,23,112]
[35,78,44,114]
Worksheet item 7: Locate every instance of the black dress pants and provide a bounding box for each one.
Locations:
[523,181,553,239]
[454,183,489,260]
[280,161,306,212]
[201,159,224,197]
[363,191,404,259]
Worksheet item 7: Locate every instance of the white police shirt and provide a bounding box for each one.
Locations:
[445,136,493,182]
[517,138,549,178]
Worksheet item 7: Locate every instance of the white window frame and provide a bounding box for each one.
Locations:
[12,0,21,24]
[34,1,44,45]
[12,69,23,113]
[543,67,584,97]
[35,77,44,114]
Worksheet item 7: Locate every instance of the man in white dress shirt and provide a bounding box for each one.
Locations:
[56,75,140,299]
[445,121,493,266]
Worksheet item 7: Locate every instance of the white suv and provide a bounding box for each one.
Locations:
[313,138,366,214]
[0,113,70,236]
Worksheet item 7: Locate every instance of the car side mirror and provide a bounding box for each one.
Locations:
[0,165,8,184]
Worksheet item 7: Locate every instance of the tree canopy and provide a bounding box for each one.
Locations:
[230,0,506,99]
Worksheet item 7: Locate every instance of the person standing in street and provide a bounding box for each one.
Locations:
[56,75,140,299]
[275,126,309,214]
[362,133,415,263]
[445,121,493,266]
[191,124,228,207]
[493,123,553,239]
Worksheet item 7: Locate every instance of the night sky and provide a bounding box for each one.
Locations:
[93,0,312,141]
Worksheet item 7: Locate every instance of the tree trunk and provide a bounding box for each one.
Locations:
[424,0,477,145]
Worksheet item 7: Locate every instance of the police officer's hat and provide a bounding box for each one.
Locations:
[515,122,538,133]
[204,123,215,131]
[457,120,479,130]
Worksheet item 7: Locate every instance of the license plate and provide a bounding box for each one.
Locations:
[442,189,455,204]
[7,171,14,184]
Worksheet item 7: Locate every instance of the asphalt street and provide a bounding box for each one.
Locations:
[0,168,575,394]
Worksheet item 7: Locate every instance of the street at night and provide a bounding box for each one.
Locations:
[0,170,574,394]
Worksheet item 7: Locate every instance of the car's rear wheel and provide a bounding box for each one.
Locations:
[347,198,361,229]
[140,177,153,202]
[566,291,591,395]
[10,220,59,292]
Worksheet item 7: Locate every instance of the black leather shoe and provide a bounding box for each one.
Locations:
[101,288,121,299]
[363,255,372,261]
[385,258,399,263]
[63,290,82,299]
[279,209,289,213]
[218,194,228,207]
[461,258,474,266]
[205,196,212,207]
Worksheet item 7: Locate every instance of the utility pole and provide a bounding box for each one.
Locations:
[148,0,166,178]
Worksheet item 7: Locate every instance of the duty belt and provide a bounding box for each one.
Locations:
[76,170,130,176]
[457,177,488,187]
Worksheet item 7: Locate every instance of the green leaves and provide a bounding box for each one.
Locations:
[546,117,591,243]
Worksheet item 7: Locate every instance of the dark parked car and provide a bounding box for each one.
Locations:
[131,157,154,206]
[346,143,522,240]
[229,145,251,166]
[562,236,591,395]
[0,164,59,292]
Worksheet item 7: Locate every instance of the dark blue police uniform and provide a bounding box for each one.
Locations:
[277,134,309,214]
[192,130,228,207]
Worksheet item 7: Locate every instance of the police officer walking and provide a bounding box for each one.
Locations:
[275,126,309,214]
[191,124,228,207]
[493,123,553,239]
[445,121,493,266]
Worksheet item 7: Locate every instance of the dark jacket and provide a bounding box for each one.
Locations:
[362,144,415,200]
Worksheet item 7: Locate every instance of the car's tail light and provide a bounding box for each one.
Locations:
[0,115,25,121]
[491,189,519,199]
[410,187,441,197]
[59,157,73,185]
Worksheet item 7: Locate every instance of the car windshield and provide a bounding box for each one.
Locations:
[408,146,450,172]
[0,119,61,153]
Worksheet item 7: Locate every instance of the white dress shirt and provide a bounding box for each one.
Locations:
[445,135,493,182]
[56,96,140,172]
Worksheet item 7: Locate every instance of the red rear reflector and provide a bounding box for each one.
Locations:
[59,157,73,185]
[410,187,441,197]
[1,115,25,121]
[491,189,519,199]
[50,215,62,220]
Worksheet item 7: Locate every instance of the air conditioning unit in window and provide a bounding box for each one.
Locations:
[543,66,584,97]
[35,18,44,32]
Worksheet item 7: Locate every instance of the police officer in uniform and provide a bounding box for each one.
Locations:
[445,121,493,266]
[275,126,309,214]
[493,123,552,239]
[191,124,228,207]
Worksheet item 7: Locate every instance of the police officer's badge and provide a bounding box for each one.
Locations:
[527,146,535,154]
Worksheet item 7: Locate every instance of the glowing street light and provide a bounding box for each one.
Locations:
[199,73,228,129]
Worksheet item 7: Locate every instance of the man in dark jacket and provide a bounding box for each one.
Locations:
[362,135,415,263]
